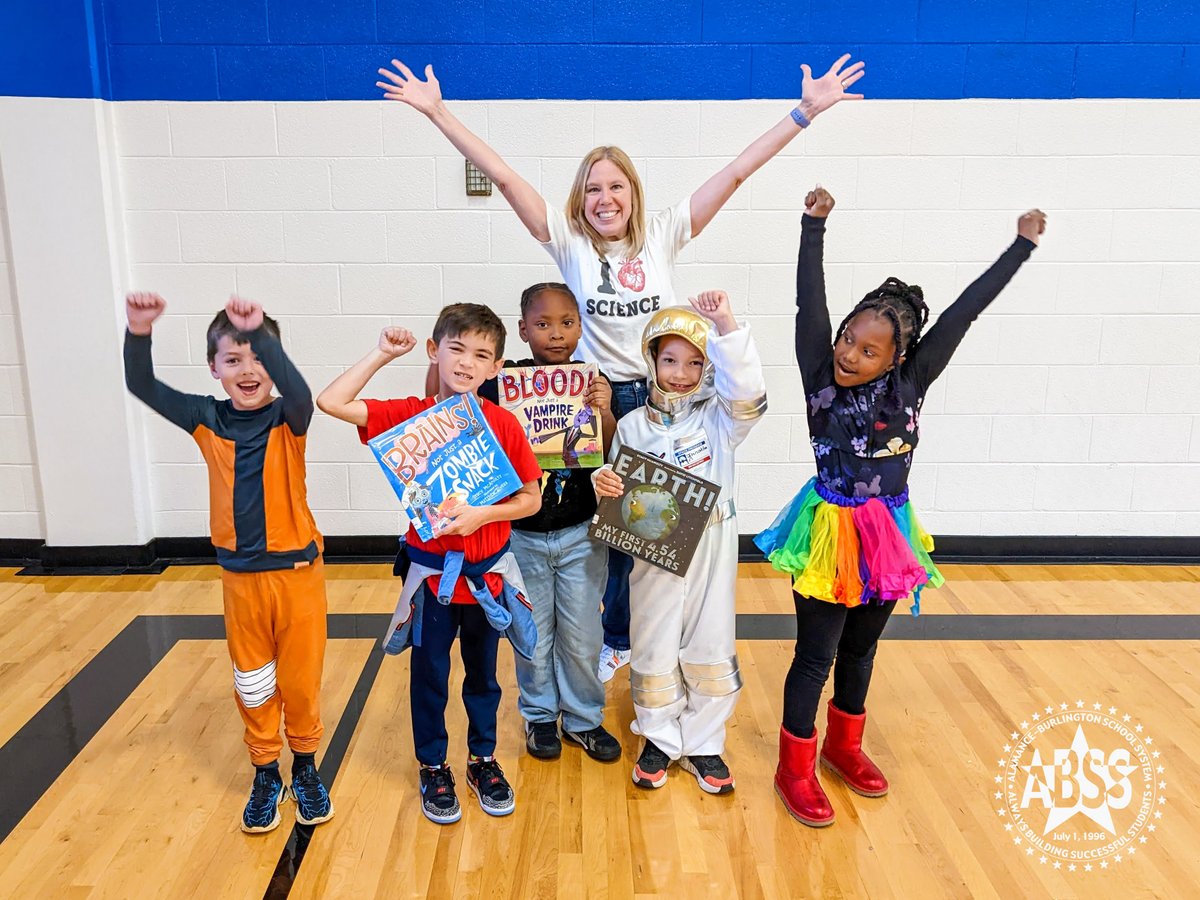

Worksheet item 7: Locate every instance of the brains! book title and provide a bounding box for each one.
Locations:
[367,393,522,540]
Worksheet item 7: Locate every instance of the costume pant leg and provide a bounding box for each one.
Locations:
[222,569,284,766]
[782,592,849,738]
[628,559,686,759]
[676,523,742,757]
[410,588,458,766]
[551,522,607,733]
[510,528,560,725]
[831,599,896,715]
[458,603,502,758]
[273,559,328,756]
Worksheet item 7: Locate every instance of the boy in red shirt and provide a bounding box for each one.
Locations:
[318,304,542,824]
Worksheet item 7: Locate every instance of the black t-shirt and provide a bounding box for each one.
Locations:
[482,359,607,533]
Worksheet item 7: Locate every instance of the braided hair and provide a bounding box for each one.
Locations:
[519,281,577,317]
[833,277,930,411]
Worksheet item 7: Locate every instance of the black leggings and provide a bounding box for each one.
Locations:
[782,592,897,738]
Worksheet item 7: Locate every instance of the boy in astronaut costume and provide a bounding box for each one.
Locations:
[593,291,766,794]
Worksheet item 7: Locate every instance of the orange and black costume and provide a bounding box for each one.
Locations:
[124,327,326,766]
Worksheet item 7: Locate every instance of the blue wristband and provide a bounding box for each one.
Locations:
[791,107,811,129]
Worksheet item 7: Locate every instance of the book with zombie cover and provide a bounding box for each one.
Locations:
[498,362,603,470]
[588,447,719,576]
[367,392,523,541]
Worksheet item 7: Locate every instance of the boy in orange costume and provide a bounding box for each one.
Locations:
[124,293,333,834]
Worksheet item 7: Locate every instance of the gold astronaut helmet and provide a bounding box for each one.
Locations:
[641,306,715,418]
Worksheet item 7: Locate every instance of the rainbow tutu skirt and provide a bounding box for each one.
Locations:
[753,477,943,615]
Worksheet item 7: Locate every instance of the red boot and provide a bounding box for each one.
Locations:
[775,726,835,827]
[819,701,889,797]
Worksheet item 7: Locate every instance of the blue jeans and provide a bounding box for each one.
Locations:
[602,378,648,650]
[510,522,607,732]
[410,587,501,766]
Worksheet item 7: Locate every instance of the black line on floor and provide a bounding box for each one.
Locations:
[0,615,222,842]
[263,632,387,900]
[734,613,1200,641]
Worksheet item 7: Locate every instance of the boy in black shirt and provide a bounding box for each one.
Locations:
[500,283,622,762]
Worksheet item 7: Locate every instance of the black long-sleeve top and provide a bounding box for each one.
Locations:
[124,326,322,571]
[795,214,1035,500]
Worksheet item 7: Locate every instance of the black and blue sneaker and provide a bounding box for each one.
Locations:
[242,765,288,833]
[419,764,462,825]
[291,759,335,826]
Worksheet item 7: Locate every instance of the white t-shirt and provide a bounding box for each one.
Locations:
[541,199,692,381]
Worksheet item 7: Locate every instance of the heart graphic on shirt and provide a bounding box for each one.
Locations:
[618,258,646,292]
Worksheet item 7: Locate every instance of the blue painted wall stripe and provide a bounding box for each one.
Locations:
[5,0,1200,100]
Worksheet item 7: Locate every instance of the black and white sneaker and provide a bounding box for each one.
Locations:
[419,764,462,825]
[679,754,736,795]
[564,725,621,762]
[632,739,671,789]
[466,756,515,817]
[525,721,562,759]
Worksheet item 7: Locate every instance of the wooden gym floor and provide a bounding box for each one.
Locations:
[0,562,1197,899]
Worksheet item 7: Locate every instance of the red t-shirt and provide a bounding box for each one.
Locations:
[359,395,542,604]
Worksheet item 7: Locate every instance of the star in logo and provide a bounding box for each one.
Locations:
[1022,725,1137,835]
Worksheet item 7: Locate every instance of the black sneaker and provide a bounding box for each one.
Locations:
[466,756,515,817]
[419,765,462,825]
[525,721,562,759]
[632,739,671,789]
[291,760,335,825]
[242,766,287,833]
[564,725,621,762]
[679,754,736,795]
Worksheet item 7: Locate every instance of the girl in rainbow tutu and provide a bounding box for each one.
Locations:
[758,185,1046,826]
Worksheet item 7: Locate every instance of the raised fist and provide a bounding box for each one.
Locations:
[1017,209,1047,245]
[804,186,835,218]
[379,326,417,358]
[126,292,167,336]
[225,295,264,333]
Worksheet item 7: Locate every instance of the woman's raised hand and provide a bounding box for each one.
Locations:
[800,54,866,118]
[376,60,443,115]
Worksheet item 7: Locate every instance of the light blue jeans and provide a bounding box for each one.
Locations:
[510,521,607,733]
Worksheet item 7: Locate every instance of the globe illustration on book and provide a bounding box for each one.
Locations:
[621,485,681,541]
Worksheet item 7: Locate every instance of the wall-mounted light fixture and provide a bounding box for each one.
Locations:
[465,160,492,196]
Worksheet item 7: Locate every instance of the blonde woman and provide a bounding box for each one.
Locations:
[377,53,865,679]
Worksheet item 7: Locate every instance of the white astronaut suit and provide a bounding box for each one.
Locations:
[603,307,766,760]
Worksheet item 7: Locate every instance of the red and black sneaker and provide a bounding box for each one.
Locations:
[680,754,736,795]
[466,756,515,817]
[632,739,671,789]
[419,764,461,825]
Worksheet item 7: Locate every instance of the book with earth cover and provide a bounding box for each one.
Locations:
[588,446,719,576]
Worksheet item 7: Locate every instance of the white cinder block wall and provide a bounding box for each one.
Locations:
[0,183,41,538]
[73,98,1200,538]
